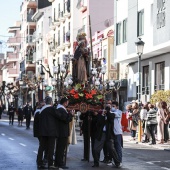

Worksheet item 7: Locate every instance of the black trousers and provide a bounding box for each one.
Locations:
[91,137,95,159]
[83,132,89,160]
[93,133,120,166]
[9,113,14,125]
[148,124,156,143]
[37,136,55,167]
[55,137,68,167]
[164,123,169,142]
[26,116,31,128]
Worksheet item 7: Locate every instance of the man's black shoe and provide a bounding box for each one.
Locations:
[59,166,69,169]
[37,165,48,169]
[92,164,99,168]
[48,165,58,169]
[81,158,87,161]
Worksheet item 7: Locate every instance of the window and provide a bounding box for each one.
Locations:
[63,26,65,43]
[122,19,127,43]
[82,17,87,33]
[155,62,165,90]
[116,22,121,45]
[68,22,70,31]
[58,4,60,18]
[142,65,149,94]
[58,30,60,46]
[54,8,56,21]
[138,10,144,36]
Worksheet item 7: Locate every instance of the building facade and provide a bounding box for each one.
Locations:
[114,0,170,103]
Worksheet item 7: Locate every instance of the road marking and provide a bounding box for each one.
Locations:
[33,151,37,154]
[1,133,5,136]
[161,167,170,170]
[164,160,170,162]
[8,138,14,140]
[19,143,26,147]
[146,161,161,165]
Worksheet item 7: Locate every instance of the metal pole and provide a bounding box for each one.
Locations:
[138,55,141,103]
[138,54,142,142]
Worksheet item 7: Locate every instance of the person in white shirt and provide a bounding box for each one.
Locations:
[111,101,123,166]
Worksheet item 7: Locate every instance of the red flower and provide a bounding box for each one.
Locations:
[85,93,93,99]
[99,99,103,103]
[73,93,79,99]
[81,84,84,88]
[69,89,76,95]
[83,90,87,93]
[91,89,97,95]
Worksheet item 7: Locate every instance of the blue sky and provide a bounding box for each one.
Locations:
[0,0,23,53]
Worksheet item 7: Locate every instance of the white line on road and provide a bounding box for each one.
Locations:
[8,138,14,140]
[33,151,37,154]
[161,167,170,170]
[146,161,161,165]
[1,133,5,136]
[164,160,170,162]
[19,143,26,147]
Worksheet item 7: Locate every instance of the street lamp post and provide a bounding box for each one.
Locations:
[135,38,145,103]
[135,38,145,142]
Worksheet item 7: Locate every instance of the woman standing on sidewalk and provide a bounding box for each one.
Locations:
[127,102,140,140]
[156,102,166,144]
[146,104,157,145]
[161,101,169,143]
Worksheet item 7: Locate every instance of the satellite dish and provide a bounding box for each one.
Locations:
[104,19,111,27]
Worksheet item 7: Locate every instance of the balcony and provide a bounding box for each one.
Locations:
[26,35,34,46]
[154,84,165,91]
[53,19,60,27]
[142,86,150,95]
[32,31,42,43]
[25,56,35,71]
[27,14,36,22]
[20,0,37,13]
[7,37,20,47]
[63,0,71,18]
[58,11,66,23]
[6,53,19,63]
[49,22,56,30]
[8,69,18,78]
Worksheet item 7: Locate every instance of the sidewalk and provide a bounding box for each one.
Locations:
[123,131,170,151]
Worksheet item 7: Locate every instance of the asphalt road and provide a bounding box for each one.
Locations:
[0,116,170,170]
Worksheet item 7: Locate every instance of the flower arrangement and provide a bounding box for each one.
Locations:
[67,83,103,105]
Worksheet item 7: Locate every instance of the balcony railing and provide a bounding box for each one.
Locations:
[27,14,35,22]
[8,69,18,74]
[142,86,150,95]
[20,0,36,12]
[154,84,165,91]
[7,37,21,44]
[26,35,34,43]
[26,56,34,64]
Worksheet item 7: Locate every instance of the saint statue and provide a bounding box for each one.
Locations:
[73,33,90,84]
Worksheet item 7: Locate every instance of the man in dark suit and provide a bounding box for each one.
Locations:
[55,97,74,169]
[8,103,15,125]
[37,96,60,169]
[92,105,120,168]
[23,102,33,129]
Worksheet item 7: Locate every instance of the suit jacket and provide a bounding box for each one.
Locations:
[57,106,73,138]
[23,105,33,118]
[39,105,60,137]
[95,111,115,141]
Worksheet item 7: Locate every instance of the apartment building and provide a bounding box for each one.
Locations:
[114,0,170,103]
[5,21,21,82]
[48,0,114,65]
[20,0,37,79]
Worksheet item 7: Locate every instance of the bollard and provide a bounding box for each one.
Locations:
[138,120,142,142]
